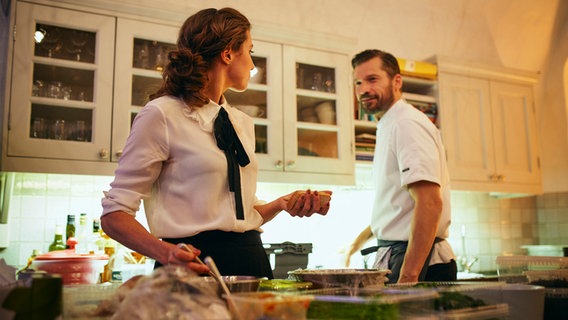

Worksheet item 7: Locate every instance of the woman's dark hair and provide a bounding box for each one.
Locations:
[149,7,251,107]
[351,49,400,79]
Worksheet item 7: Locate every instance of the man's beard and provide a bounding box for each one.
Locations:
[360,83,395,115]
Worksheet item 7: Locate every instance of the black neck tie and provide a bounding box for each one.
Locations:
[214,107,250,220]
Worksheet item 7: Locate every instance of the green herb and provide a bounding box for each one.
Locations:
[306,300,399,320]
[435,292,487,310]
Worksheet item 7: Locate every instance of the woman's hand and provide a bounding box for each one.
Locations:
[284,189,332,217]
[164,243,210,274]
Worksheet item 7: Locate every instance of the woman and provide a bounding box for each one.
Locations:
[101,7,331,279]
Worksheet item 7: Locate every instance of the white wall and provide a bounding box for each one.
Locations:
[536,0,568,192]
[0,172,546,275]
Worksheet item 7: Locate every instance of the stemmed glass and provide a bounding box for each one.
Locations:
[69,30,89,61]
[40,27,62,58]
[154,45,167,71]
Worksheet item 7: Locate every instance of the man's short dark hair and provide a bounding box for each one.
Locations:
[351,49,400,79]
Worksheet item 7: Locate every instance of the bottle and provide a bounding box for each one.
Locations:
[18,249,42,273]
[75,213,89,254]
[48,225,66,252]
[65,214,76,249]
[100,226,117,282]
[88,218,105,254]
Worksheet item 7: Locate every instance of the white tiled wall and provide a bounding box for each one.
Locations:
[1,172,566,274]
[447,192,540,272]
[0,173,115,267]
[537,192,568,244]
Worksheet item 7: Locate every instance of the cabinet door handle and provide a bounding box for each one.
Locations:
[497,174,505,181]
[488,174,496,181]
[98,149,110,159]
[115,150,123,158]
[275,160,283,169]
[286,160,296,169]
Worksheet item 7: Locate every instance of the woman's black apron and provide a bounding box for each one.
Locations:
[157,230,274,279]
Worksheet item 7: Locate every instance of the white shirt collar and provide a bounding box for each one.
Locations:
[380,98,405,124]
[182,97,229,133]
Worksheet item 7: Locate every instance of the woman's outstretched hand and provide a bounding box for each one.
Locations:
[284,189,332,217]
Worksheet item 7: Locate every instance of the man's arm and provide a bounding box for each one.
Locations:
[398,181,443,283]
[344,225,374,267]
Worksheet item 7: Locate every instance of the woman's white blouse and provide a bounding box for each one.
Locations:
[101,96,265,238]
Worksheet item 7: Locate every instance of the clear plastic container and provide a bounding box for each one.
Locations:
[439,303,509,320]
[63,283,120,319]
[228,292,314,320]
[387,282,510,319]
[259,279,313,292]
[230,288,439,320]
[524,269,568,286]
[287,268,391,289]
[306,287,438,320]
[496,255,568,283]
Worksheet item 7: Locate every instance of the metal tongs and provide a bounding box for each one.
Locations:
[178,244,243,320]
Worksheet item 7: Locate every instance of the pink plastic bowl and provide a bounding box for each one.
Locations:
[32,249,108,285]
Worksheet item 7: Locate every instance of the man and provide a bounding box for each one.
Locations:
[345,49,457,283]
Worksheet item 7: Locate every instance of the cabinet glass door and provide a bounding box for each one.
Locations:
[112,19,178,162]
[8,2,115,161]
[225,41,283,172]
[282,46,353,175]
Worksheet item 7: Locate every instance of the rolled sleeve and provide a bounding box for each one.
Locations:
[101,104,168,217]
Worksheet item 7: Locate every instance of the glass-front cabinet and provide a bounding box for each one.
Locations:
[6,2,179,168]
[225,41,284,173]
[8,2,115,161]
[282,46,353,177]
[113,18,178,162]
[226,41,353,182]
[4,2,354,183]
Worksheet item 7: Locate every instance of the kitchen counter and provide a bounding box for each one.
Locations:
[457,271,499,282]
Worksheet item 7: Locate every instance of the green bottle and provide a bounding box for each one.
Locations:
[65,214,76,248]
[49,225,66,252]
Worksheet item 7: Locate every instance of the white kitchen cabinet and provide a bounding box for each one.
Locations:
[2,2,181,174]
[112,19,178,162]
[226,41,354,185]
[438,68,541,194]
[2,1,355,184]
[5,2,116,168]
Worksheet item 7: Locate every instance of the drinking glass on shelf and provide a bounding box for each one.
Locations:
[323,74,335,93]
[48,81,63,99]
[74,120,86,141]
[69,30,90,61]
[137,42,150,69]
[311,72,323,91]
[62,86,72,100]
[32,80,45,97]
[51,119,66,140]
[154,45,167,71]
[30,117,47,139]
[40,27,62,58]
